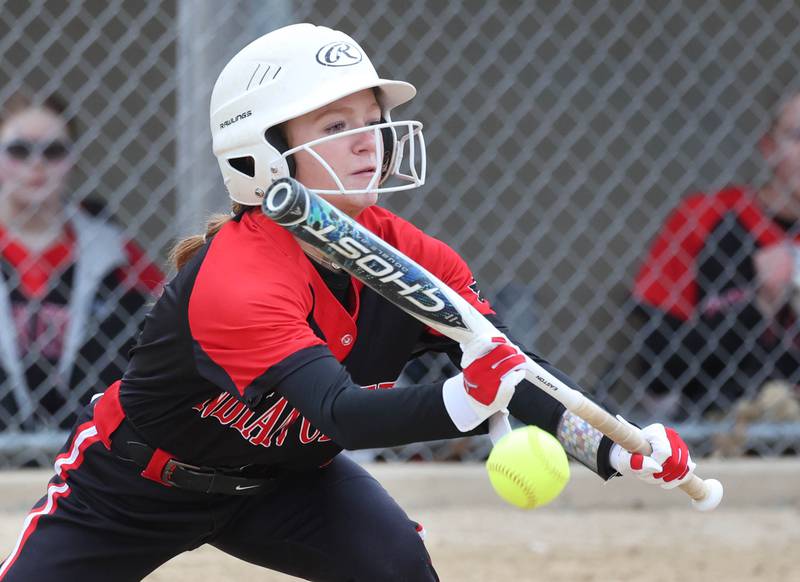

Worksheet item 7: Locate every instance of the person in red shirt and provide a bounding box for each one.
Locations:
[1,25,695,581]
[634,91,800,418]
[0,91,163,432]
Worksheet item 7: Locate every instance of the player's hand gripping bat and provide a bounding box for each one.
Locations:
[261,177,724,512]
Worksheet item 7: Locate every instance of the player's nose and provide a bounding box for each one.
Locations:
[352,127,378,156]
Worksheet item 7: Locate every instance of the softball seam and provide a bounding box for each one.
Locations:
[486,460,538,507]
[531,432,570,486]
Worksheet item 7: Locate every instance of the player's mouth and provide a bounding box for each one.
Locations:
[351,167,376,176]
[26,176,48,188]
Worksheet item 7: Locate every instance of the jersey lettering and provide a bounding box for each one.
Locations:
[273,408,302,446]
[298,417,333,444]
[299,417,321,444]
[363,381,396,390]
[193,392,231,418]
[210,397,247,424]
[242,398,288,445]
[230,407,257,432]
[193,390,332,449]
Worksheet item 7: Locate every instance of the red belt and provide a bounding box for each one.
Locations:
[93,382,276,495]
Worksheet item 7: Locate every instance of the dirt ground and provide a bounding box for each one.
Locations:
[0,459,797,581]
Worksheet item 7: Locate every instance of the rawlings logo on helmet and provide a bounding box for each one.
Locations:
[316,42,363,67]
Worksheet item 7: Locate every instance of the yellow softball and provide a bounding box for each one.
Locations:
[485,425,570,509]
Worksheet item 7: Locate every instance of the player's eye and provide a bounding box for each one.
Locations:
[324,121,347,135]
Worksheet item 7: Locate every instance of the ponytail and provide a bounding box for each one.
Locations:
[170,203,246,270]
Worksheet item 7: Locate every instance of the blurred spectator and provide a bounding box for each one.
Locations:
[0,90,163,431]
[633,90,800,420]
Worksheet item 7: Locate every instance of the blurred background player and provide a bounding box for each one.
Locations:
[0,90,163,432]
[633,90,800,421]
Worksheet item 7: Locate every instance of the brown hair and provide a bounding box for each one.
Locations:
[169,202,247,270]
[1,90,78,140]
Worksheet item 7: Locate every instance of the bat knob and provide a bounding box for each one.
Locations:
[261,178,309,226]
[691,478,724,512]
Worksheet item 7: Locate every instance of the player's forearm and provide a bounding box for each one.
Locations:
[276,355,478,449]
[327,382,484,448]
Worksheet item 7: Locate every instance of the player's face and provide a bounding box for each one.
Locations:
[767,93,800,207]
[283,89,382,217]
[0,107,72,210]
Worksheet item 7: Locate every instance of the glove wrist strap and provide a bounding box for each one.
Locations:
[608,443,626,472]
[442,374,482,432]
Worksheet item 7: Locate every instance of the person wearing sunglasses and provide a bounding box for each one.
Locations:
[0,91,163,434]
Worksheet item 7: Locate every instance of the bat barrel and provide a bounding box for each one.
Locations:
[262,178,310,226]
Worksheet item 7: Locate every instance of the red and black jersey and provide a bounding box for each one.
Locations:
[119,205,602,476]
[0,219,163,430]
[120,206,496,470]
[633,186,800,404]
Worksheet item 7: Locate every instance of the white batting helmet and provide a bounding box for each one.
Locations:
[210,23,426,205]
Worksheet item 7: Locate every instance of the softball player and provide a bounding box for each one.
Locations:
[0,24,695,581]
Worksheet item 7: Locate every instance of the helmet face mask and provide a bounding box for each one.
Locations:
[210,23,426,206]
[271,120,425,195]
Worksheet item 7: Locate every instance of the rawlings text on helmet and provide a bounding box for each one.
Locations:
[219,110,252,130]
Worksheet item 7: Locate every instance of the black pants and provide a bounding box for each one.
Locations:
[0,406,438,581]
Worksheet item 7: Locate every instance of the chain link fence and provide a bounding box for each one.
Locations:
[1,0,799,465]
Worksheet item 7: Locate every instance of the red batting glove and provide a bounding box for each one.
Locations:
[609,420,696,489]
[442,336,528,432]
[462,337,527,404]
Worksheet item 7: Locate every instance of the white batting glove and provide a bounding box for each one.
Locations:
[609,416,696,489]
[442,335,528,432]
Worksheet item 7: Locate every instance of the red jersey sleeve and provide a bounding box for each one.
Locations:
[633,187,783,321]
[188,217,327,397]
[633,193,721,321]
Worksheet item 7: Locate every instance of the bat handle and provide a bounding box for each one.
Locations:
[568,391,724,511]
